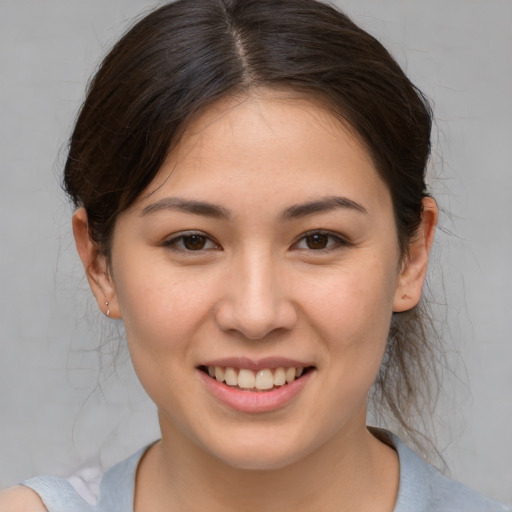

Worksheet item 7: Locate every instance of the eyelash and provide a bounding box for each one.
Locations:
[162,230,349,254]
[292,230,350,253]
[162,231,221,253]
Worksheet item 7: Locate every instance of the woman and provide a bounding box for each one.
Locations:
[0,0,509,510]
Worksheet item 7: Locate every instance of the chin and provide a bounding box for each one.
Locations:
[203,431,314,472]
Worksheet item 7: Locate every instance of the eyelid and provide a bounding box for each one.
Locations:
[162,230,221,252]
[292,230,351,252]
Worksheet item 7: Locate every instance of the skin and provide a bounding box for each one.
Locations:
[0,90,437,512]
[0,487,46,512]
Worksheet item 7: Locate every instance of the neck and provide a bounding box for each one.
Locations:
[134,414,398,512]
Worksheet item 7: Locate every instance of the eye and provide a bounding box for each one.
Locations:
[163,232,220,252]
[293,231,348,251]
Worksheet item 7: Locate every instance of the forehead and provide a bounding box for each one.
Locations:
[176,89,368,163]
[139,90,391,217]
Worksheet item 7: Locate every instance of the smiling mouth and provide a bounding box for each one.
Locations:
[199,365,314,391]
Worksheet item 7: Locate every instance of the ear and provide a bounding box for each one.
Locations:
[393,197,438,312]
[72,208,121,318]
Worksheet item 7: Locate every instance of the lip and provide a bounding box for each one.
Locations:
[197,363,315,413]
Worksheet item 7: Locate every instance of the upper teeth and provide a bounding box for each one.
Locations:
[207,366,304,390]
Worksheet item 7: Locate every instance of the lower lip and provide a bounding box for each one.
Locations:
[198,370,314,413]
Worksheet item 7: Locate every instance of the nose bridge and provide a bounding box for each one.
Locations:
[215,245,296,339]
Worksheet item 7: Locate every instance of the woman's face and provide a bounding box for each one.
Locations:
[104,91,414,469]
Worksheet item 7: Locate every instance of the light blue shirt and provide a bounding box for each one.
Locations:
[22,430,510,511]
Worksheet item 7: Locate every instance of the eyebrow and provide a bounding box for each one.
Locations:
[140,198,231,219]
[280,196,367,220]
[140,195,367,220]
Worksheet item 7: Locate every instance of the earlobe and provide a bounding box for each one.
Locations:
[72,208,120,318]
[393,197,438,312]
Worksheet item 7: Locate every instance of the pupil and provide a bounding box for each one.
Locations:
[184,235,206,250]
[307,233,328,249]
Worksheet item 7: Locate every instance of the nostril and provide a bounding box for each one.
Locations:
[214,290,298,340]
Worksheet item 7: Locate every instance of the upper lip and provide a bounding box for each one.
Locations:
[198,356,314,371]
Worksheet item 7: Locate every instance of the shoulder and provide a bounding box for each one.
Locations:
[5,444,153,512]
[372,429,511,512]
[0,486,48,512]
[418,466,510,512]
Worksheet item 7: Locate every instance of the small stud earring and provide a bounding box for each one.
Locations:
[105,301,110,317]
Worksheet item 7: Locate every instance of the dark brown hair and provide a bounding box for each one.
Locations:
[64,0,441,456]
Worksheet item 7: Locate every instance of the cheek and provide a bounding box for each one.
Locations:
[305,260,397,417]
[110,256,220,417]
[307,259,397,331]
[302,256,398,375]
[112,253,221,356]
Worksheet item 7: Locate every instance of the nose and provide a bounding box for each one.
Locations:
[214,251,298,340]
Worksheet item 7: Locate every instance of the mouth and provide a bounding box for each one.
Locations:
[198,365,315,392]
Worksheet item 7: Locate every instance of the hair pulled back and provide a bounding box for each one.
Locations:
[64,0,439,455]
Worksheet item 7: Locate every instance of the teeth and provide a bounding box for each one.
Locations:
[224,367,238,386]
[285,367,296,383]
[274,367,286,386]
[206,365,307,390]
[255,369,274,390]
[215,366,225,382]
[238,369,256,389]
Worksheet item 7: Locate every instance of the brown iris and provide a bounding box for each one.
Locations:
[305,233,330,250]
[183,234,207,250]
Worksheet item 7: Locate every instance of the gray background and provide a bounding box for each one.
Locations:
[0,0,510,503]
